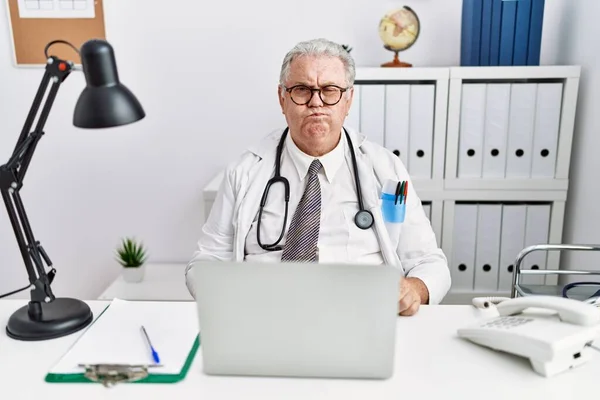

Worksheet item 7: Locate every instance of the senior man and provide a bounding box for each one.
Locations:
[185,38,451,315]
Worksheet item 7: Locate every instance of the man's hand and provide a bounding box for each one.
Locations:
[398,277,429,316]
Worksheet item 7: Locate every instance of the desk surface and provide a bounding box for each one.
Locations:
[1,300,597,399]
[98,263,193,301]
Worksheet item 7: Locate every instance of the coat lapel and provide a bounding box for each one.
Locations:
[233,129,283,260]
[347,130,402,269]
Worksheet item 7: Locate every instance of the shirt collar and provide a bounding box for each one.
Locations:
[285,129,346,183]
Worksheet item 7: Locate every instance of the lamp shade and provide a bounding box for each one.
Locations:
[73,39,145,128]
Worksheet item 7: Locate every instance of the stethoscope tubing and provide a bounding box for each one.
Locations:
[256,127,373,251]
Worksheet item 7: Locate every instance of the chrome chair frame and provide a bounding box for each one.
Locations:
[511,244,600,298]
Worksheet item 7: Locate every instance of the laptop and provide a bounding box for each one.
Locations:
[193,261,401,379]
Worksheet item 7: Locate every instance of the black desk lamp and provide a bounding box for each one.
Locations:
[0,39,145,341]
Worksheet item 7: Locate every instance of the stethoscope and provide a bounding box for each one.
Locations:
[256,127,374,251]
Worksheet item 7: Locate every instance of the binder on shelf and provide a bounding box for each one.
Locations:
[408,84,435,179]
[479,0,494,66]
[458,84,486,178]
[474,204,502,292]
[482,84,510,178]
[461,0,545,66]
[451,204,478,291]
[359,84,385,147]
[499,0,517,66]
[505,83,537,178]
[521,204,551,286]
[45,299,200,386]
[513,0,532,65]
[384,84,411,166]
[531,83,563,178]
[527,0,546,65]
[346,84,361,133]
[498,204,527,292]
[460,0,483,66]
[489,0,503,65]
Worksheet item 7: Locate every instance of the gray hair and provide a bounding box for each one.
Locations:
[279,38,356,88]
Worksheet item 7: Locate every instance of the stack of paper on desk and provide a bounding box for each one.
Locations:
[46,298,200,383]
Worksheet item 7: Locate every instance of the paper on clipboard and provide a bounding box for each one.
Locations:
[17,0,95,18]
[48,299,199,375]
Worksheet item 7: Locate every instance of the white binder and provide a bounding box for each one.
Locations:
[498,204,527,292]
[531,83,563,178]
[458,84,486,178]
[359,84,385,146]
[482,84,511,178]
[408,84,435,179]
[474,204,502,292]
[346,84,361,132]
[521,204,551,286]
[451,204,478,291]
[384,84,411,166]
[506,84,537,178]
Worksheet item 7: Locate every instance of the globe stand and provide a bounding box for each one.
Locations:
[381,47,412,68]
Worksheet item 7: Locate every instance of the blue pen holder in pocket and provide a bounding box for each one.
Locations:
[381,193,406,223]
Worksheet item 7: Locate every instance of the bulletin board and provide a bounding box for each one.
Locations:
[6,0,106,66]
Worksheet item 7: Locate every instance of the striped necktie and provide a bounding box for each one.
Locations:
[281,159,322,262]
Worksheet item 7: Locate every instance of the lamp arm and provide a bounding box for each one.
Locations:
[11,70,52,159]
[0,56,72,306]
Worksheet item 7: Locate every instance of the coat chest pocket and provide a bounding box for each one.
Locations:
[342,206,382,260]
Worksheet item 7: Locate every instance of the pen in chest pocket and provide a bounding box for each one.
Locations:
[394,181,408,205]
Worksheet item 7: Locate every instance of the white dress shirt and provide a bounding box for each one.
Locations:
[244,131,384,264]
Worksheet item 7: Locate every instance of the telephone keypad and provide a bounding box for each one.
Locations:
[481,316,534,329]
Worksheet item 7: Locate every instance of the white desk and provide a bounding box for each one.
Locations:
[0,300,597,399]
[98,263,193,301]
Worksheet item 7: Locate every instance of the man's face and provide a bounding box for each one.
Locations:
[278,55,353,156]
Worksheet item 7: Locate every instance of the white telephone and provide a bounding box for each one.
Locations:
[457,296,600,377]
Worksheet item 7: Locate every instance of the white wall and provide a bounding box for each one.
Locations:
[0,0,568,300]
[554,1,600,277]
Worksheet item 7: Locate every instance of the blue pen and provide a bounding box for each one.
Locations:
[141,325,160,364]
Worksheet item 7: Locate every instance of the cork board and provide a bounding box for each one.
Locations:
[6,0,106,66]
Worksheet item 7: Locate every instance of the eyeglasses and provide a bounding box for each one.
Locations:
[283,84,348,106]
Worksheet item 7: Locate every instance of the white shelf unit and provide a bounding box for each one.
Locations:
[202,66,581,305]
[441,66,580,304]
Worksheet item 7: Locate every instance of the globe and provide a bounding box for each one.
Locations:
[378,6,420,67]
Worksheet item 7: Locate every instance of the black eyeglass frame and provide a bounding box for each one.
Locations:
[283,84,349,106]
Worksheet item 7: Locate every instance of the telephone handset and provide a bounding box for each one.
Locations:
[458,296,600,377]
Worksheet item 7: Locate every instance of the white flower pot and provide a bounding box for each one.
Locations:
[122,265,145,283]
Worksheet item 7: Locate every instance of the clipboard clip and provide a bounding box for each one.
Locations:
[79,363,162,387]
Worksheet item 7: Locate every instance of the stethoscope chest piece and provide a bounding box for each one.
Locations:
[355,210,374,230]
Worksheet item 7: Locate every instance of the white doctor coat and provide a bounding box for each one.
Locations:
[185,128,451,304]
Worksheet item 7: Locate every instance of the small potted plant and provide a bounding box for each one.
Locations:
[115,237,148,283]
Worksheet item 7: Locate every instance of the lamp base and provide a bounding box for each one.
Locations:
[6,298,93,341]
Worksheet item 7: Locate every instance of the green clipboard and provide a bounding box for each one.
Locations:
[44,336,199,385]
[44,299,201,386]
